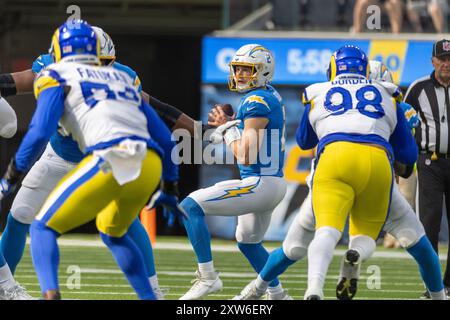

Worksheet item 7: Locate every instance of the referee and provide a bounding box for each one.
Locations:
[404,39,450,298]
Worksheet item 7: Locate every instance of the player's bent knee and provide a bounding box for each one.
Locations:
[395,228,422,248]
[235,231,263,244]
[282,244,307,261]
[11,206,36,225]
[180,197,204,217]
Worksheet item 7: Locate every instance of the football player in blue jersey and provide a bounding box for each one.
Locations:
[0,25,196,300]
[178,44,291,300]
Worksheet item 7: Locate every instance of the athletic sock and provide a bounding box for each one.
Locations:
[180,197,212,263]
[237,242,280,287]
[259,247,296,283]
[407,235,444,293]
[100,232,155,300]
[0,213,30,274]
[29,221,60,293]
[126,218,156,277]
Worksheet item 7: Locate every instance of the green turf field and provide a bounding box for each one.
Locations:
[12,234,447,300]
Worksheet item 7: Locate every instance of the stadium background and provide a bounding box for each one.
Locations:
[0,0,448,242]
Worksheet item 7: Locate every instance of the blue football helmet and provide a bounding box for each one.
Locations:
[49,20,100,65]
[327,45,369,81]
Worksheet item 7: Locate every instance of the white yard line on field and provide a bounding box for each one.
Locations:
[24,238,447,260]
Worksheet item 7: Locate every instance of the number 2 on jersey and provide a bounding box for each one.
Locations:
[324,85,385,119]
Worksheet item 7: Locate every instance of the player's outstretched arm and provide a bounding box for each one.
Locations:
[390,106,419,166]
[0,97,17,138]
[0,70,35,96]
[141,90,200,136]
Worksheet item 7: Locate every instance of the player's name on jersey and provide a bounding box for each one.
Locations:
[331,78,372,85]
[76,67,131,85]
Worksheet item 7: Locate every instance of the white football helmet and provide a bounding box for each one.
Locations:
[229,44,274,92]
[92,26,116,66]
[369,60,393,83]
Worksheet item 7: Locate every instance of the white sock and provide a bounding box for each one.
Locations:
[149,275,159,291]
[430,289,447,300]
[307,227,342,291]
[349,235,376,261]
[267,283,283,294]
[198,261,215,275]
[255,275,269,292]
[0,264,16,289]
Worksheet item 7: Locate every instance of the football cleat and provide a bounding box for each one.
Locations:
[0,283,35,300]
[336,249,361,300]
[232,280,265,300]
[153,286,167,300]
[266,289,294,300]
[179,270,223,300]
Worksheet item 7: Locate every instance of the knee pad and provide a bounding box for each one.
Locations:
[0,122,17,138]
[11,206,36,225]
[235,230,263,244]
[282,244,307,261]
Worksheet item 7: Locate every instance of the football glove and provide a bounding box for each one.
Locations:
[147,181,187,227]
[31,54,54,75]
[209,120,241,144]
[0,158,25,202]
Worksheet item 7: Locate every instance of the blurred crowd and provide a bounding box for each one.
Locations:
[267,0,449,33]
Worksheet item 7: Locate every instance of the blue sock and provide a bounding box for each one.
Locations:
[100,232,155,300]
[238,242,280,287]
[0,213,30,274]
[126,218,156,278]
[180,197,212,263]
[407,235,444,292]
[260,247,296,283]
[0,249,6,268]
[29,221,60,293]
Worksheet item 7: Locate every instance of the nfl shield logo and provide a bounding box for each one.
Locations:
[443,41,450,51]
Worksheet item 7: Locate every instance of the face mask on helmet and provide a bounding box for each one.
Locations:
[49,20,100,65]
[369,60,394,83]
[228,44,274,92]
[92,26,116,66]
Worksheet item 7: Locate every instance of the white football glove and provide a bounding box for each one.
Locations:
[209,120,241,144]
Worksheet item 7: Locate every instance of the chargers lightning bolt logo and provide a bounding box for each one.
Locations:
[206,179,260,201]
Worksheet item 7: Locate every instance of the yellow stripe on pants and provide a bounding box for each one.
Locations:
[312,141,393,239]
[37,149,162,237]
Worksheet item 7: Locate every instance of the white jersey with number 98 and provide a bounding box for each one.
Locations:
[303,74,401,142]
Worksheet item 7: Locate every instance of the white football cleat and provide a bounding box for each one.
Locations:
[153,286,166,300]
[179,270,223,300]
[232,280,265,300]
[0,283,35,300]
[304,287,324,300]
[266,289,293,300]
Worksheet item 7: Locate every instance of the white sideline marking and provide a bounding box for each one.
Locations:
[24,238,447,260]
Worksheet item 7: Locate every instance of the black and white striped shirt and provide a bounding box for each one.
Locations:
[405,71,450,154]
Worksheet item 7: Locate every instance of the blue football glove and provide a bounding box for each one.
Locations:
[0,159,24,202]
[31,54,54,74]
[399,102,420,129]
[147,181,187,227]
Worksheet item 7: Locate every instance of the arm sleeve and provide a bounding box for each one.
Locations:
[147,95,183,129]
[14,86,65,172]
[140,101,179,182]
[0,97,17,138]
[296,103,318,150]
[389,106,418,165]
